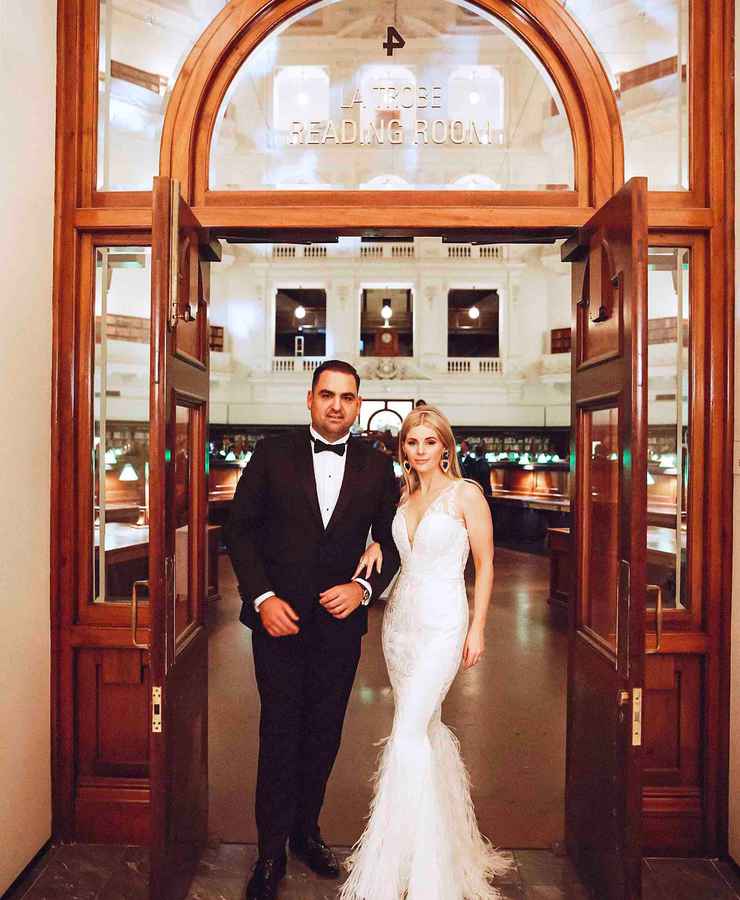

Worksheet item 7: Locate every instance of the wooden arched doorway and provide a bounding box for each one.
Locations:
[147,4,644,899]
[50,0,735,899]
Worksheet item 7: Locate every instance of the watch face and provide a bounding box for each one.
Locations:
[381,331,392,344]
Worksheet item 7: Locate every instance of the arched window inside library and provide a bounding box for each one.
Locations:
[209,0,576,191]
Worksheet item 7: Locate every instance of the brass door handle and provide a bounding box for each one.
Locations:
[646,584,663,654]
[131,579,150,650]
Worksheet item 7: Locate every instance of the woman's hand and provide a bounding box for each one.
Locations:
[353,541,383,579]
[462,623,485,670]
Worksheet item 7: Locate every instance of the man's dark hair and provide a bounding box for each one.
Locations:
[311,359,361,393]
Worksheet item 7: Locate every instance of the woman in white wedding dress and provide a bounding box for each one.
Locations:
[340,406,511,900]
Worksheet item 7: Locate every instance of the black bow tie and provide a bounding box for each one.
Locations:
[312,438,346,456]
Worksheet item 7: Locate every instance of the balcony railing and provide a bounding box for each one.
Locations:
[272,357,324,373]
[270,357,504,377]
[447,358,503,375]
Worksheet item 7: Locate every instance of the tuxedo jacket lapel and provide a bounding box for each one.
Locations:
[293,428,324,531]
[325,437,366,534]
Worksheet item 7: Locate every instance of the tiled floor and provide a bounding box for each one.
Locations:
[6,842,740,900]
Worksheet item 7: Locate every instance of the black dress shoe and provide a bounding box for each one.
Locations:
[245,853,286,900]
[289,832,340,878]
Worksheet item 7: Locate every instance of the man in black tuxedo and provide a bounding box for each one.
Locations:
[226,360,401,900]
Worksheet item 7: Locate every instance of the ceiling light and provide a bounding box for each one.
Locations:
[295,305,306,319]
[118,463,139,482]
[468,305,480,320]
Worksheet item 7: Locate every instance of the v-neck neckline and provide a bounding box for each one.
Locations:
[401,481,457,548]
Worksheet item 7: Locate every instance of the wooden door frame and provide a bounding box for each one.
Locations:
[52,0,735,860]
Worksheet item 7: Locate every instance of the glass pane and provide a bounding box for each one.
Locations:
[174,404,194,640]
[564,0,690,190]
[97,0,229,190]
[582,406,620,649]
[93,247,151,603]
[210,0,575,191]
[647,247,689,611]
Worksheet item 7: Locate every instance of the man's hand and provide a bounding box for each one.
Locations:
[319,582,364,619]
[258,596,300,636]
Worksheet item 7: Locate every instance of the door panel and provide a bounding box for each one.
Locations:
[149,177,218,900]
[577,237,624,366]
[563,177,648,900]
[580,404,621,654]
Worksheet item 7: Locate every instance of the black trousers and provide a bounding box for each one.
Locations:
[251,618,362,858]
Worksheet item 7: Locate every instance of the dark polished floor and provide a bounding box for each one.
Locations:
[7,842,740,900]
[209,548,567,848]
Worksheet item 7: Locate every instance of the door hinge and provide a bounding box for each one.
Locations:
[152,685,163,733]
[631,687,642,746]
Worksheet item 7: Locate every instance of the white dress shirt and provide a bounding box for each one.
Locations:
[253,426,372,611]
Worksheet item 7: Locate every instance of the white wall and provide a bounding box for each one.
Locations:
[0,0,55,891]
[729,0,740,866]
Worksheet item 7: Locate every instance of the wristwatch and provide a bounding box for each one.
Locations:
[360,585,371,606]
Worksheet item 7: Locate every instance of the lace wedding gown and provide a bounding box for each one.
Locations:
[340,480,511,900]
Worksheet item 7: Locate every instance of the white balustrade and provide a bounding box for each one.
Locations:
[446,244,504,261]
[272,357,325,373]
[391,244,415,258]
[479,245,504,261]
[304,246,327,259]
[447,358,503,375]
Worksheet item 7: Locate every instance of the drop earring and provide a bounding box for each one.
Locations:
[441,449,450,473]
[403,459,411,474]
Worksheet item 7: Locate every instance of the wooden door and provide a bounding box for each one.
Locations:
[149,177,220,900]
[562,177,648,900]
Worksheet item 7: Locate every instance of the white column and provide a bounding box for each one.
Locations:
[417,277,446,373]
[327,274,358,362]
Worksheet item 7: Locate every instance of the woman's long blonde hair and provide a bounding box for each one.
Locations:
[398,405,463,496]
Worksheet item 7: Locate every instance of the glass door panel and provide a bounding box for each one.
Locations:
[581,405,620,653]
[173,403,199,643]
[93,246,151,604]
[647,247,690,613]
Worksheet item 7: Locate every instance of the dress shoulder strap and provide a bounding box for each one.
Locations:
[431,478,464,519]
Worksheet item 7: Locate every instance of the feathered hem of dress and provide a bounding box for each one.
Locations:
[338,728,514,900]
